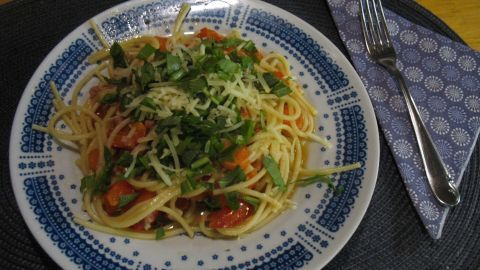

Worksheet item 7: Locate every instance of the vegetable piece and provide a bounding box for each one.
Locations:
[242,40,257,52]
[155,36,169,52]
[112,122,146,149]
[102,180,136,215]
[137,43,157,60]
[271,81,292,97]
[88,148,100,171]
[118,192,139,208]
[137,62,155,91]
[100,93,118,104]
[140,97,157,110]
[95,147,114,193]
[218,166,246,188]
[166,53,182,74]
[191,156,210,169]
[225,192,240,210]
[222,147,250,171]
[116,151,134,167]
[263,155,286,190]
[243,196,260,210]
[203,197,221,211]
[216,58,239,81]
[80,175,96,193]
[182,77,207,94]
[283,104,304,129]
[208,201,254,228]
[155,227,165,239]
[110,42,128,68]
[197,27,224,42]
[181,177,196,194]
[175,198,191,212]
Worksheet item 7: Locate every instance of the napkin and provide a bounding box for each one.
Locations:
[326,0,480,239]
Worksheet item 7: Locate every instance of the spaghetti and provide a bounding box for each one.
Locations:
[34,4,360,240]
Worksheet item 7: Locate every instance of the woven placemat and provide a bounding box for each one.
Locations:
[0,0,478,269]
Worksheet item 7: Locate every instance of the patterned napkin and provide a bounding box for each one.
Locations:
[326,0,480,239]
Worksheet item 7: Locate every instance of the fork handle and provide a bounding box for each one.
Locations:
[387,66,460,207]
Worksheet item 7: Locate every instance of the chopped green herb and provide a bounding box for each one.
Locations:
[263,72,279,87]
[216,58,239,81]
[243,40,257,52]
[203,197,220,210]
[183,77,208,94]
[243,195,260,210]
[263,155,286,191]
[118,192,139,208]
[100,93,118,104]
[169,68,187,81]
[218,166,246,188]
[271,81,292,97]
[241,56,254,70]
[155,227,165,240]
[223,38,243,48]
[225,192,240,210]
[140,97,157,110]
[191,156,210,169]
[137,62,156,91]
[116,152,134,167]
[110,42,128,68]
[80,175,96,193]
[104,76,128,86]
[137,43,157,60]
[180,177,196,194]
[166,53,182,74]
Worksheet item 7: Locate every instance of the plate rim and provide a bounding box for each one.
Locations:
[9,0,380,269]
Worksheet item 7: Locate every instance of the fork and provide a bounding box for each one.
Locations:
[359,0,460,207]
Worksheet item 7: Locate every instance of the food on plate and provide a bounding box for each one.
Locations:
[34,4,360,240]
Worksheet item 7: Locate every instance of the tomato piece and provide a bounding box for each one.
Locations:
[255,50,264,61]
[197,27,224,42]
[88,148,100,171]
[222,147,250,171]
[274,71,284,80]
[240,107,251,118]
[112,122,146,149]
[247,159,263,179]
[155,36,169,51]
[175,198,191,212]
[129,190,160,231]
[130,211,160,232]
[283,104,304,129]
[208,201,254,228]
[103,181,136,215]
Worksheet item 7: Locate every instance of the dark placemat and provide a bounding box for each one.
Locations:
[0,0,479,269]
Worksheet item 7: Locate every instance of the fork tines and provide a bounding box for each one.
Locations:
[359,0,392,55]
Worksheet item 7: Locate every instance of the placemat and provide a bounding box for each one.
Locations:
[0,0,478,269]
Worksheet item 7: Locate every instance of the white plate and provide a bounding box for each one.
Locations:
[9,0,379,269]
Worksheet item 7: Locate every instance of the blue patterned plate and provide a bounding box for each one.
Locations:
[9,0,379,269]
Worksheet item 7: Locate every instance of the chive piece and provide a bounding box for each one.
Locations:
[243,195,260,210]
[100,93,118,104]
[169,68,186,81]
[271,82,292,97]
[140,97,157,110]
[138,155,150,168]
[295,175,332,187]
[191,156,210,169]
[116,152,134,167]
[241,56,254,70]
[243,40,257,52]
[222,38,243,48]
[155,227,165,240]
[166,53,182,74]
[137,62,156,91]
[263,155,286,190]
[118,193,139,208]
[183,77,208,94]
[137,43,156,60]
[181,177,196,194]
[225,192,240,210]
[110,42,128,68]
[203,197,220,210]
[217,58,239,81]
[263,72,279,87]
[80,175,96,193]
[95,147,114,193]
[259,110,266,130]
[218,166,246,188]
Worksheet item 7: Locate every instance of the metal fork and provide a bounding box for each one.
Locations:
[359,0,460,207]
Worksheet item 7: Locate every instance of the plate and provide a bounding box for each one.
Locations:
[9,0,379,269]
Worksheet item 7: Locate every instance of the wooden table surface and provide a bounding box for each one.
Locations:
[0,0,478,49]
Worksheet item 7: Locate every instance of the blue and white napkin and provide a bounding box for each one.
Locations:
[326,0,480,238]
